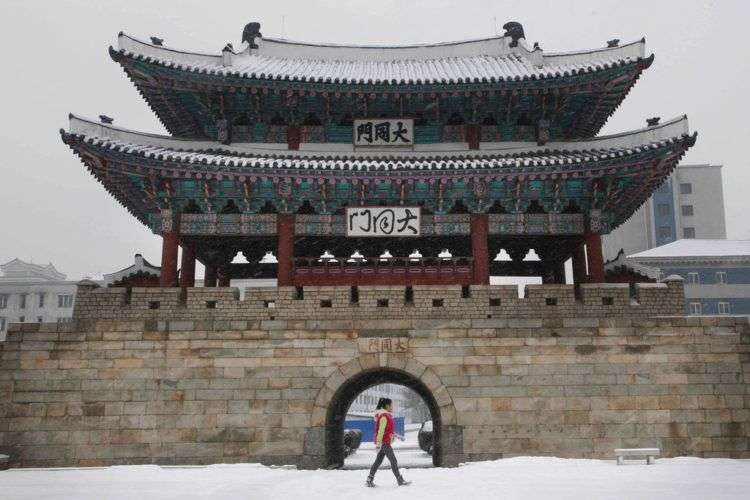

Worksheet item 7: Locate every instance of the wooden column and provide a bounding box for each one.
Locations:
[287,125,301,150]
[466,124,480,150]
[204,265,217,287]
[160,230,180,287]
[554,260,567,284]
[179,243,196,288]
[585,232,605,283]
[571,242,588,283]
[277,214,295,286]
[218,266,231,287]
[470,214,490,284]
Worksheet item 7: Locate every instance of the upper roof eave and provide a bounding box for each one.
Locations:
[65,113,692,160]
[114,31,648,85]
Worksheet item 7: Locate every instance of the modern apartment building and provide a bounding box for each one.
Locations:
[603,164,726,261]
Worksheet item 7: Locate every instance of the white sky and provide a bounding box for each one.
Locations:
[1,0,748,280]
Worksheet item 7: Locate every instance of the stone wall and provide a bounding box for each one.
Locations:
[71,280,686,321]
[0,282,748,468]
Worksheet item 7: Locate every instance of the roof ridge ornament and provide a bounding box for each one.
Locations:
[607,39,620,48]
[242,22,262,49]
[502,21,525,48]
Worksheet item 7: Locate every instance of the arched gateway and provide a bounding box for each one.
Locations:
[305,355,462,469]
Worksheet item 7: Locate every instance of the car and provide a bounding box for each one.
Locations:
[343,428,363,457]
[418,420,433,454]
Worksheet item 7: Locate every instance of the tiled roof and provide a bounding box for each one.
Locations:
[63,114,693,174]
[116,33,648,85]
[103,254,160,286]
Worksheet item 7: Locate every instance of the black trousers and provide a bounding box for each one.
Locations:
[368,443,402,480]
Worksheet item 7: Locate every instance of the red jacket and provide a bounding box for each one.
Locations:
[373,409,395,445]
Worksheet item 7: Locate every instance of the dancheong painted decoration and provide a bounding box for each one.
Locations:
[61,21,697,287]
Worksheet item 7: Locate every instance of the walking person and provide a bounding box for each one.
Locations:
[365,397,410,487]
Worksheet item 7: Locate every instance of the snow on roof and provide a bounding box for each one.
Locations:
[116,32,647,85]
[103,254,160,286]
[64,114,692,172]
[628,240,750,261]
[0,258,67,282]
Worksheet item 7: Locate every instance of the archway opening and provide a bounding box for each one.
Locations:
[325,368,443,469]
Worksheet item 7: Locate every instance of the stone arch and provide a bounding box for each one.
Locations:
[303,354,462,469]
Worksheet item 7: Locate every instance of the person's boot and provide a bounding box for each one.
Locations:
[397,476,411,486]
[365,477,375,488]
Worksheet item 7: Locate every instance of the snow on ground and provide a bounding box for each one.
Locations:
[2,457,750,500]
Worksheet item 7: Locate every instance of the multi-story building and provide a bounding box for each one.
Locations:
[347,384,415,422]
[0,259,78,340]
[627,239,750,316]
[603,164,726,262]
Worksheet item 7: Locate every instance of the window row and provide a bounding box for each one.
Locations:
[657,226,695,240]
[0,315,73,330]
[655,203,694,218]
[685,271,729,285]
[689,302,731,315]
[0,293,73,309]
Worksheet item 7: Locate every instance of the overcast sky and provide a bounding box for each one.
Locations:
[1,0,748,280]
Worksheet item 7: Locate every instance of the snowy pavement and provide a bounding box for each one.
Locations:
[344,427,433,469]
[344,445,433,469]
[2,457,750,500]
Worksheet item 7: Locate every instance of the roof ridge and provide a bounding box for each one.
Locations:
[120,31,644,58]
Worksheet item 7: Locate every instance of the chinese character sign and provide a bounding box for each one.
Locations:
[360,337,409,353]
[346,207,421,237]
[353,119,414,147]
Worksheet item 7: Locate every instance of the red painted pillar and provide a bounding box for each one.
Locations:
[470,214,490,284]
[571,242,588,283]
[466,125,480,150]
[585,232,605,283]
[179,243,196,288]
[160,230,180,287]
[218,266,231,287]
[277,214,295,286]
[204,265,217,287]
[287,125,301,150]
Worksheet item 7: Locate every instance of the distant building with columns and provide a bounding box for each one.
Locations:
[627,239,750,316]
[0,259,77,341]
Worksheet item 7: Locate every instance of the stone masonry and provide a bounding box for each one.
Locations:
[0,280,748,468]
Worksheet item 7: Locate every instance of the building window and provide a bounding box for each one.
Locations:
[19,316,25,323]
[718,302,731,315]
[681,205,694,217]
[0,317,5,332]
[0,294,7,309]
[58,294,74,308]
[687,272,700,284]
[680,183,693,194]
[658,226,672,239]
[657,203,671,216]
[19,293,27,309]
[689,302,702,315]
[716,271,728,284]
[38,293,45,308]
[683,227,696,239]
[37,316,43,323]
